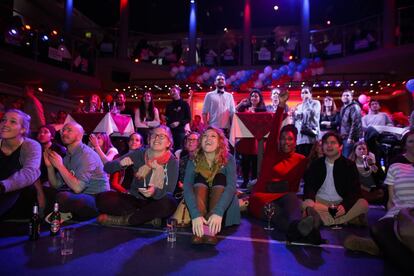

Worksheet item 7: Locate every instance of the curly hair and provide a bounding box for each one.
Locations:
[195,126,229,166]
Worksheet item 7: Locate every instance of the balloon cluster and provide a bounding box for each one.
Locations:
[169,58,324,91]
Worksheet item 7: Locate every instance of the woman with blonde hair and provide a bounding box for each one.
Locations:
[184,126,240,245]
[97,125,178,226]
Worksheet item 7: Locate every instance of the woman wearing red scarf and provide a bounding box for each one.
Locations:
[249,90,323,244]
[96,125,178,226]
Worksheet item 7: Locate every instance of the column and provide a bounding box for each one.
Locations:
[383,0,396,48]
[118,0,129,59]
[300,0,310,59]
[188,1,197,66]
[243,0,252,66]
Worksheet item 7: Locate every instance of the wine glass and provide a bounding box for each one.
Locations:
[264,203,276,231]
[328,204,342,230]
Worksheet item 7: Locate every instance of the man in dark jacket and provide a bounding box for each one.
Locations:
[303,132,368,226]
[165,86,191,151]
[339,90,362,157]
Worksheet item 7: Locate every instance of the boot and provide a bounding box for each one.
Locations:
[305,206,322,229]
[194,185,209,217]
[344,235,380,256]
[208,186,225,217]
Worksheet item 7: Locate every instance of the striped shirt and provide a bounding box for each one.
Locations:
[383,162,414,218]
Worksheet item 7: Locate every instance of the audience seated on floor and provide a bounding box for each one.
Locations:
[348,141,386,204]
[249,91,323,244]
[0,109,41,220]
[35,124,66,217]
[109,132,143,193]
[97,126,178,226]
[184,126,240,245]
[44,122,109,220]
[303,132,369,226]
[344,130,414,274]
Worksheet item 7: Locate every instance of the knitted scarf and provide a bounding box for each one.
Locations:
[136,149,171,189]
[194,154,222,186]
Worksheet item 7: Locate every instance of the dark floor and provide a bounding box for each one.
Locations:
[0,207,402,276]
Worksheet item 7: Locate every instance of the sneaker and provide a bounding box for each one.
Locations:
[97,214,131,226]
[191,235,204,245]
[344,235,380,256]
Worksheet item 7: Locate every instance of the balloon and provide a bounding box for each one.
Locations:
[288,61,296,69]
[362,102,369,112]
[358,94,368,104]
[287,70,294,77]
[406,79,414,92]
[297,64,305,72]
[171,66,179,76]
[258,73,266,81]
[254,80,263,89]
[179,65,185,73]
[229,75,236,82]
[293,72,302,81]
[209,68,217,77]
[196,76,203,83]
[235,71,242,79]
[301,58,310,66]
[280,65,289,74]
[202,72,210,80]
[272,71,280,80]
[264,66,272,76]
[316,67,325,75]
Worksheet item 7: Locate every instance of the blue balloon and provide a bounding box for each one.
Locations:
[287,70,294,77]
[406,79,414,93]
[288,61,296,69]
[280,66,288,74]
[314,57,321,63]
[297,64,305,72]
[301,58,310,66]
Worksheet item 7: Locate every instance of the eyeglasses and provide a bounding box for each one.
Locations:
[150,133,167,140]
[187,138,198,143]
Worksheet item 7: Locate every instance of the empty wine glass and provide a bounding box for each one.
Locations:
[264,203,276,231]
[328,203,342,230]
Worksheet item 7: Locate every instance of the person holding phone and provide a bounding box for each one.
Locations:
[96,125,178,226]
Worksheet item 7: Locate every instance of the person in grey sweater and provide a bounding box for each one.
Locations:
[97,125,178,226]
[0,109,41,219]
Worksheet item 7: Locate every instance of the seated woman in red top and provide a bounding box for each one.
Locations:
[249,90,323,244]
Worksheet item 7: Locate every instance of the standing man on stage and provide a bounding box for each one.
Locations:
[202,73,235,136]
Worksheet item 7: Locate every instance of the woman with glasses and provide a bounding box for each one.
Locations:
[96,125,178,226]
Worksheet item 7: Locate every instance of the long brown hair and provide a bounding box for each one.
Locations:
[195,126,229,166]
[321,96,337,115]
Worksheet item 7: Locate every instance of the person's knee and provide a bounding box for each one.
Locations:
[302,199,315,210]
[212,173,226,187]
[355,198,369,213]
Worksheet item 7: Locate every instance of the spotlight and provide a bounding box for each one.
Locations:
[190,0,195,3]
[25,25,31,30]
[80,99,84,104]
[134,58,139,63]
[273,5,279,11]
[224,27,228,32]
[52,30,58,35]
[41,35,49,41]
[326,20,331,25]
[38,87,43,92]
[9,28,17,35]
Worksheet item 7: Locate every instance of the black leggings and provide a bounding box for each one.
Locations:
[371,217,414,273]
[96,191,177,225]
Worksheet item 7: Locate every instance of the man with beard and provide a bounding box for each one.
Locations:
[202,73,235,137]
[44,122,109,220]
[339,90,362,157]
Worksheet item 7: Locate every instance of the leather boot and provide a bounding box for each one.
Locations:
[194,185,209,217]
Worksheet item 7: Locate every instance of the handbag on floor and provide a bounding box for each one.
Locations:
[394,207,414,252]
[172,199,191,227]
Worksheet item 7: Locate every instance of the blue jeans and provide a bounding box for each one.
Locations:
[56,191,99,220]
[342,139,354,158]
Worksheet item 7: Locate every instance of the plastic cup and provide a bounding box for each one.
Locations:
[60,228,75,256]
[167,218,177,243]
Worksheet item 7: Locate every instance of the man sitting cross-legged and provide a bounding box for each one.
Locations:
[44,122,109,220]
[303,132,369,226]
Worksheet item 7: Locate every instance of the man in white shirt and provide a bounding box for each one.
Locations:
[362,99,393,131]
[202,73,235,136]
[303,132,368,226]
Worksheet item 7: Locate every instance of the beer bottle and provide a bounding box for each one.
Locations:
[29,204,40,241]
[50,202,61,236]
